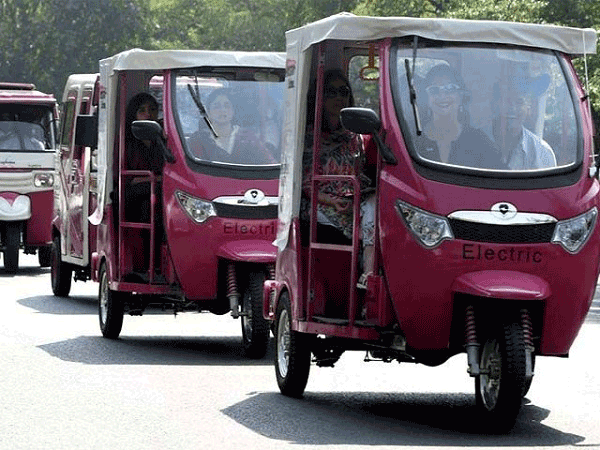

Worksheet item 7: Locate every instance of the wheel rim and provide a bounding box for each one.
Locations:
[479,338,502,410]
[99,272,109,326]
[277,308,290,378]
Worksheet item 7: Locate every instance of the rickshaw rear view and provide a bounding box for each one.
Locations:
[265,13,600,431]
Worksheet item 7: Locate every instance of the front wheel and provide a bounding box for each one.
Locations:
[475,319,528,432]
[275,292,311,398]
[51,236,72,297]
[3,222,20,273]
[38,246,52,267]
[241,270,270,359]
[99,264,124,339]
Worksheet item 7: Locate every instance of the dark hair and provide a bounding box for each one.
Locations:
[206,88,234,110]
[423,64,470,124]
[307,68,354,132]
[125,92,158,143]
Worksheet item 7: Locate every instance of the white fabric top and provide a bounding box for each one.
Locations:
[286,12,597,56]
[100,49,286,74]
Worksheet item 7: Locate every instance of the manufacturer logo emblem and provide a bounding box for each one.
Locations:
[491,202,518,220]
[243,188,265,204]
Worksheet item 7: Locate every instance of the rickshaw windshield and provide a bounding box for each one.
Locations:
[173,69,284,167]
[0,106,55,152]
[393,42,579,173]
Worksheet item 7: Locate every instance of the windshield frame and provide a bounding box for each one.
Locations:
[0,105,56,153]
[390,37,584,189]
[170,67,285,180]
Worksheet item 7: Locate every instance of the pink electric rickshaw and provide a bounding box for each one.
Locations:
[57,49,285,358]
[264,14,600,430]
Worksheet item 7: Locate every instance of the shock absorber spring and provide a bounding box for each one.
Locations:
[465,305,477,345]
[227,263,240,318]
[268,263,275,280]
[464,305,480,377]
[521,308,534,351]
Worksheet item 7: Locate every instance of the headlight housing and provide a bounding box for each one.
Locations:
[34,172,54,187]
[395,200,453,248]
[176,190,216,223]
[551,207,597,254]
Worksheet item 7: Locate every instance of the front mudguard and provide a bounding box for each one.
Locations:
[452,270,551,301]
[0,195,31,222]
[216,239,277,264]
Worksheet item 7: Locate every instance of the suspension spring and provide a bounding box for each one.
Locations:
[226,264,239,298]
[268,263,275,280]
[465,305,477,345]
[521,308,534,352]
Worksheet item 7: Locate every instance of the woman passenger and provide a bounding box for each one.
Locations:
[417,64,503,169]
[302,69,375,289]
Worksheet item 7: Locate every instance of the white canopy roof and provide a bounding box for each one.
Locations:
[100,48,286,73]
[286,12,597,56]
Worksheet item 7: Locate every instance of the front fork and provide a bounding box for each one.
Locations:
[226,262,275,318]
[464,305,535,379]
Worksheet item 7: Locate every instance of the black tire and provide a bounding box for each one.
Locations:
[275,292,311,398]
[50,236,72,297]
[99,263,124,339]
[3,222,20,273]
[241,270,270,359]
[38,246,52,267]
[475,319,527,432]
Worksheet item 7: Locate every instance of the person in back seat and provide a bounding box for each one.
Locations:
[301,69,375,289]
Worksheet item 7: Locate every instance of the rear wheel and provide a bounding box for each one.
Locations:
[3,222,20,274]
[51,236,72,297]
[99,263,124,339]
[275,292,311,398]
[475,319,527,432]
[241,270,270,359]
[38,246,52,267]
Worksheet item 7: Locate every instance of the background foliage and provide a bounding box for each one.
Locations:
[1,0,599,109]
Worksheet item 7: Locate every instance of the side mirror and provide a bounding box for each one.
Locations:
[340,107,397,165]
[340,107,381,135]
[131,120,175,163]
[75,114,98,148]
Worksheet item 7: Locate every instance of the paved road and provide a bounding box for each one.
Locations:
[1,254,599,449]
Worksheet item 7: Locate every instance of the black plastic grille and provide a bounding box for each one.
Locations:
[449,219,556,243]
[214,202,278,219]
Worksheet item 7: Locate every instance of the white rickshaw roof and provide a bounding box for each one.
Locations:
[286,12,597,56]
[101,48,287,73]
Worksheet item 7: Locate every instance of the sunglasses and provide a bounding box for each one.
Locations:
[425,83,462,96]
[324,85,351,99]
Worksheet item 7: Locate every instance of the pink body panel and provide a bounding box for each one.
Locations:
[162,167,278,301]
[25,189,53,246]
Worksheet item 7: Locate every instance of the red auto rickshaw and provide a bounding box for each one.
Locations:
[55,49,285,358]
[0,82,58,273]
[264,14,600,431]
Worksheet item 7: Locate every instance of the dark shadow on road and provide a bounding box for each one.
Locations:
[38,334,274,366]
[19,294,97,315]
[0,266,49,278]
[222,391,584,446]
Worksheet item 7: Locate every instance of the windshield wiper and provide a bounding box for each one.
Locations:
[187,77,218,138]
[405,36,422,136]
